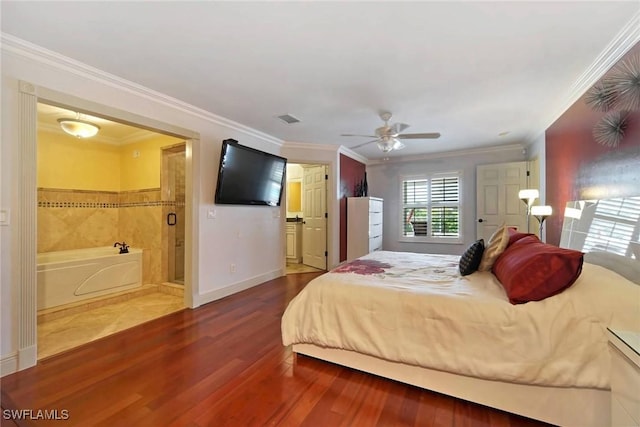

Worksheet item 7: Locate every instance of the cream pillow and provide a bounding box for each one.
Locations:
[477,224,509,271]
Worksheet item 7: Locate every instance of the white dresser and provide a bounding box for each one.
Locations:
[608,328,640,427]
[347,197,383,260]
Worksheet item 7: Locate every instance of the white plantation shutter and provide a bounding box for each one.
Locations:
[583,197,640,257]
[401,173,461,241]
[430,176,460,237]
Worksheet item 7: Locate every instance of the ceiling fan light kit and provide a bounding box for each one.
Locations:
[342,111,440,153]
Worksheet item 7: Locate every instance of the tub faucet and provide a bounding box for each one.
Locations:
[114,241,129,254]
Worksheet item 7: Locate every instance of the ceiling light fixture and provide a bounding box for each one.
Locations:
[57,113,100,138]
[376,136,404,153]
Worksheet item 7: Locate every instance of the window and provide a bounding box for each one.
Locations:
[401,173,461,242]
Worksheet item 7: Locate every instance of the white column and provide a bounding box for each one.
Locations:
[17,80,37,369]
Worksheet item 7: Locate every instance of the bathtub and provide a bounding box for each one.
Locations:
[37,246,143,310]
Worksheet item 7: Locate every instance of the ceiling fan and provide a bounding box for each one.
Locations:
[342,111,441,153]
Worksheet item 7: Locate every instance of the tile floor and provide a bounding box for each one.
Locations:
[37,265,321,360]
[38,288,184,360]
[286,262,325,274]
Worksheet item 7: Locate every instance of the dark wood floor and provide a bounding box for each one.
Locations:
[1,272,552,427]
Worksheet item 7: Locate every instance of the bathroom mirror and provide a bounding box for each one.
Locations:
[287,181,302,213]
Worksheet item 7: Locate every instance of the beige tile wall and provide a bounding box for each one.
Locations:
[37,188,167,285]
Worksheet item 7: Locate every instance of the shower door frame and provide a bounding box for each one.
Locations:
[161,143,186,285]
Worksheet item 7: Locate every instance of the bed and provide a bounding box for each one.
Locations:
[281,200,640,427]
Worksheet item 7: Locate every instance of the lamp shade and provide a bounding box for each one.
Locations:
[518,189,539,201]
[57,118,100,138]
[531,205,552,216]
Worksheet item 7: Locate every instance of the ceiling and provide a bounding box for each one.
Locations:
[37,103,160,144]
[3,2,639,159]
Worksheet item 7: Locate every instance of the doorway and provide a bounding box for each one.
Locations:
[35,102,187,359]
[285,163,327,274]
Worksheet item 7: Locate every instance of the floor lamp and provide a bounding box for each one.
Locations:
[518,189,539,233]
[531,205,553,237]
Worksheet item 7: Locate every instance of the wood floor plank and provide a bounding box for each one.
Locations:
[1,272,553,427]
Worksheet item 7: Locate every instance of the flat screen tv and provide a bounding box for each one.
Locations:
[214,139,287,206]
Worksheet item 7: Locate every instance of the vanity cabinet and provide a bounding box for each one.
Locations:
[286,222,302,263]
[347,197,383,260]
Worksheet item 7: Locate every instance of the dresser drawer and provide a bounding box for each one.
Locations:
[369,222,383,239]
[369,211,383,226]
[369,235,383,252]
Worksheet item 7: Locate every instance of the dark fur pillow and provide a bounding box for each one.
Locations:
[459,239,485,276]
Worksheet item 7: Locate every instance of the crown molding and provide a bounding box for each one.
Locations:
[1,33,284,148]
[533,9,640,139]
[282,141,340,152]
[367,143,525,166]
[337,145,369,165]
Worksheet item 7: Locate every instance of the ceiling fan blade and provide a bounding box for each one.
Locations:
[341,133,377,138]
[389,123,410,134]
[350,139,380,150]
[397,132,441,139]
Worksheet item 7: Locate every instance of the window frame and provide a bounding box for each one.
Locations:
[398,171,463,244]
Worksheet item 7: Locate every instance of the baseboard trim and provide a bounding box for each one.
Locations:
[194,269,284,307]
[1,352,18,377]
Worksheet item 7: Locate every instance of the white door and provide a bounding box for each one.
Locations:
[476,162,528,241]
[302,165,327,270]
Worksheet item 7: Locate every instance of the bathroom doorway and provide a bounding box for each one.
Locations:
[35,102,187,359]
[162,143,186,285]
[285,163,327,275]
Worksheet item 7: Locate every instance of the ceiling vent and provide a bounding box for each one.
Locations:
[277,114,301,124]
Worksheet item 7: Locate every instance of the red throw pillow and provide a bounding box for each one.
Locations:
[492,236,584,304]
[506,227,537,247]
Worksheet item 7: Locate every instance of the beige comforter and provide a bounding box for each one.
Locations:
[281,251,640,388]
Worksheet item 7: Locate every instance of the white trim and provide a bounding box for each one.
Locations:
[194,269,284,307]
[337,145,369,165]
[369,143,524,165]
[283,141,340,152]
[0,352,18,377]
[1,33,284,148]
[532,9,640,139]
[293,344,610,427]
[17,81,38,372]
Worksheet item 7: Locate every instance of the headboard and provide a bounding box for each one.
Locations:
[559,197,640,284]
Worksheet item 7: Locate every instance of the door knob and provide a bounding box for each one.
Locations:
[478,218,484,223]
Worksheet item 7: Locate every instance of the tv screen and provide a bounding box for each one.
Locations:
[214,139,287,206]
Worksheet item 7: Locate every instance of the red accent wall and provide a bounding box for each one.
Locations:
[545,44,640,245]
[339,154,366,261]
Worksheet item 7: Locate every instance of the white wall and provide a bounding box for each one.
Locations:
[1,74,19,375]
[0,37,288,372]
[367,145,527,255]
